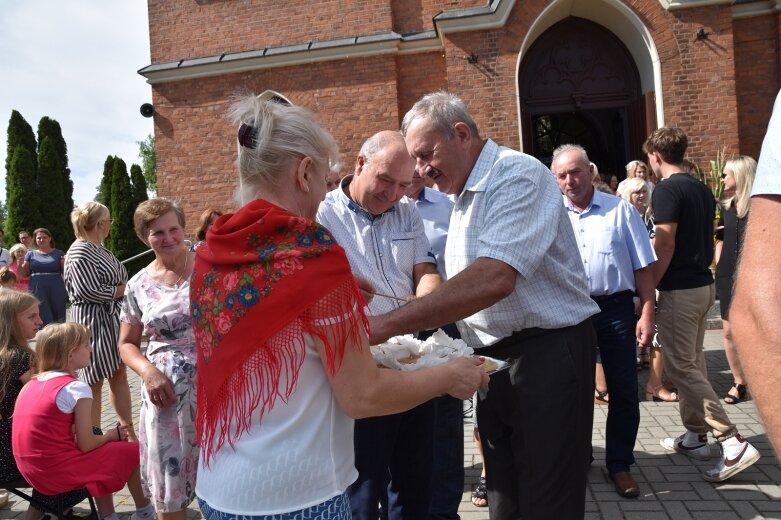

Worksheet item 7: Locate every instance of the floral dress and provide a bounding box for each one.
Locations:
[121,269,198,512]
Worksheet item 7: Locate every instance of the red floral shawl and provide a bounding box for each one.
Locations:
[191,199,368,464]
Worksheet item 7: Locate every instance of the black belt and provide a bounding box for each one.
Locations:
[590,290,634,303]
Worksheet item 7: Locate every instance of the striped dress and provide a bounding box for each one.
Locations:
[64,240,128,384]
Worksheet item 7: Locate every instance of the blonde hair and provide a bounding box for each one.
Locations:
[0,290,40,406]
[723,155,757,219]
[625,160,649,180]
[36,322,91,374]
[230,94,339,204]
[620,177,648,202]
[9,243,27,260]
[71,201,110,240]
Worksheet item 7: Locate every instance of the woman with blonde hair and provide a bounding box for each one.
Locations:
[64,201,135,440]
[715,155,757,404]
[617,160,653,198]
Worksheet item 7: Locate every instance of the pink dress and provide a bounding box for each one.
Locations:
[8,262,29,291]
[12,374,139,497]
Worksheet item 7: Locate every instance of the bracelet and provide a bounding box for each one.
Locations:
[116,424,122,441]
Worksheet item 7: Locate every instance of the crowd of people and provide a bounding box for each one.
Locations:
[0,87,778,520]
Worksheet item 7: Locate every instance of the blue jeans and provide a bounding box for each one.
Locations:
[591,292,640,474]
[349,401,435,520]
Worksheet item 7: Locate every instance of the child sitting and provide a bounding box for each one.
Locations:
[12,322,155,520]
[0,267,17,290]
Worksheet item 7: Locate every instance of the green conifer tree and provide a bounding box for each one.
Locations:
[36,137,70,249]
[107,158,138,265]
[130,163,148,208]
[37,117,75,244]
[96,156,115,208]
[5,110,37,178]
[5,146,41,246]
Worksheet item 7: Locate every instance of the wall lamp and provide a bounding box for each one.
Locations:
[696,28,711,40]
[466,53,479,64]
[140,103,155,118]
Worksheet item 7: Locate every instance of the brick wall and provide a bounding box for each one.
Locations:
[148,0,395,63]
[152,56,402,228]
[148,0,779,227]
[734,13,780,159]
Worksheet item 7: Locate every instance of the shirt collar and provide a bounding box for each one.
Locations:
[461,139,498,194]
[564,187,605,214]
[337,174,397,220]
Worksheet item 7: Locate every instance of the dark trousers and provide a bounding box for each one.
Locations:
[592,292,640,474]
[427,395,464,520]
[476,319,596,520]
[349,401,435,520]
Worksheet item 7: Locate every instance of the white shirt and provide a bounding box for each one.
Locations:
[414,187,454,278]
[196,329,356,515]
[753,89,781,196]
[445,139,599,347]
[37,371,92,413]
[317,176,435,315]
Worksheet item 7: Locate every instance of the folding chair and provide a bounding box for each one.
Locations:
[0,477,98,520]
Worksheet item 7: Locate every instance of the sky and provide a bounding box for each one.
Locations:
[0,1,153,206]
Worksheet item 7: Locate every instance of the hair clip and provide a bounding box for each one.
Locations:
[237,123,258,148]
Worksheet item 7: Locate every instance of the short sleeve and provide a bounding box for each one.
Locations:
[651,182,679,224]
[752,90,781,196]
[56,380,93,413]
[10,348,31,381]
[120,278,144,325]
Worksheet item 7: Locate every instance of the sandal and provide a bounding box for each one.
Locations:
[645,385,679,402]
[724,383,747,405]
[471,476,488,507]
[594,388,609,404]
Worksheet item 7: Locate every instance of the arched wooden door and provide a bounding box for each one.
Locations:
[519,17,647,179]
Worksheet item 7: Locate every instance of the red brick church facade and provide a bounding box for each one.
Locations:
[141,0,780,227]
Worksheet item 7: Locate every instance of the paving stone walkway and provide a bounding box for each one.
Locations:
[2,329,778,520]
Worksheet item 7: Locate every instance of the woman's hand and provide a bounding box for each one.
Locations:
[142,366,176,408]
[114,422,131,441]
[442,357,490,400]
[114,282,126,299]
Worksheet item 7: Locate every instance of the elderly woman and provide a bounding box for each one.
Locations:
[8,244,29,291]
[620,178,678,402]
[19,228,67,324]
[191,94,487,519]
[715,156,757,405]
[118,198,198,519]
[64,202,135,440]
[617,160,653,198]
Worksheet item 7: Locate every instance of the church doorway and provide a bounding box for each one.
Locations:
[519,16,648,181]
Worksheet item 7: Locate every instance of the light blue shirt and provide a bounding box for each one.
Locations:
[316,176,435,316]
[414,187,454,279]
[445,139,600,347]
[563,190,657,296]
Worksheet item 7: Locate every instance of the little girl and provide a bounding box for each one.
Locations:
[12,322,155,520]
[0,289,85,520]
[0,266,17,289]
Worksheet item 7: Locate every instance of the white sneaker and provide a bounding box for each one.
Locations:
[0,492,9,508]
[702,438,760,482]
[660,433,713,461]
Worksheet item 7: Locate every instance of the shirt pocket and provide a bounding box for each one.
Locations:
[390,232,418,273]
[595,227,620,255]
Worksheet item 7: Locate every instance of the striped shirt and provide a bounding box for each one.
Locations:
[317,176,435,316]
[445,139,600,347]
[64,240,127,384]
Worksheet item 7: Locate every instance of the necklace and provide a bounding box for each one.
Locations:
[155,254,189,289]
